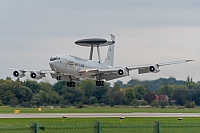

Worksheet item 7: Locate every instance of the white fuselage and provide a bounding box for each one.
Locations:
[49,54,111,80]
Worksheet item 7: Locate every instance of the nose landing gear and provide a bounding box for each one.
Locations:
[56,76,62,81]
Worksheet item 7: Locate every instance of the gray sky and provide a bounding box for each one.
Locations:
[0,0,200,84]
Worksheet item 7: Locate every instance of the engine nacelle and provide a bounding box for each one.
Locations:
[30,72,43,80]
[117,67,129,76]
[149,65,160,73]
[13,70,25,78]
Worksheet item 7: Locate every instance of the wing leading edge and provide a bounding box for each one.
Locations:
[78,59,194,81]
[127,59,194,74]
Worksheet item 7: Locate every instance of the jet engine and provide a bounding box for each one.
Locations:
[30,72,44,79]
[149,65,160,73]
[13,70,25,78]
[117,67,129,76]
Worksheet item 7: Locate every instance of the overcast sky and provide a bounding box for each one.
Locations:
[0,0,200,84]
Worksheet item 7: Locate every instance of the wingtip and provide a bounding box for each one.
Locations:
[6,67,14,70]
[185,59,195,62]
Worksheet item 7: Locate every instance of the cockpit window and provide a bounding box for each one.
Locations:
[50,57,61,61]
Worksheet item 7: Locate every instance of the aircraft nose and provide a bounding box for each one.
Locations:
[49,61,57,71]
[49,61,53,66]
[49,56,61,71]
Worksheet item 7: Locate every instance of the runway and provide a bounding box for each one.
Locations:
[0,113,200,118]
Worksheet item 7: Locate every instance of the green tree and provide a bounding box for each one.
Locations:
[0,100,3,106]
[48,91,63,105]
[39,82,53,92]
[53,81,67,94]
[79,80,96,99]
[16,86,33,103]
[32,90,47,106]
[172,89,191,105]
[102,89,113,105]
[61,86,84,104]
[125,87,136,105]
[133,85,149,100]
[127,78,186,92]
[159,100,168,108]
[151,100,159,107]
[94,86,108,103]
[192,90,200,105]
[156,84,174,98]
[113,80,124,91]
[108,99,114,107]
[9,97,18,107]
[24,80,40,94]
[0,79,32,105]
[89,96,98,105]
[0,80,15,105]
[113,90,124,105]
[172,89,191,106]
[143,92,156,104]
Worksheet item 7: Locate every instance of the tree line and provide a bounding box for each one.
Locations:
[0,77,199,108]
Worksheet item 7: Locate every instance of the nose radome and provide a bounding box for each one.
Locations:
[49,61,57,71]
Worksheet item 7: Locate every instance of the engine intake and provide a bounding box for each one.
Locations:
[13,70,25,78]
[118,69,124,75]
[149,65,160,73]
[117,67,129,76]
[30,72,44,79]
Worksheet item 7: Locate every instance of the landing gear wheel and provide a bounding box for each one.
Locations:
[96,81,104,86]
[67,82,72,87]
[101,81,104,86]
[96,81,101,86]
[72,82,75,87]
[67,81,76,87]
[56,76,61,81]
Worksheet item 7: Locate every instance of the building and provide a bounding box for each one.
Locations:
[155,95,169,101]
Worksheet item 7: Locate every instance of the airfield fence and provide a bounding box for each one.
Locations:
[1,121,200,133]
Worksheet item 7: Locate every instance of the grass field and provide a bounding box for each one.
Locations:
[1,117,200,133]
[1,106,200,132]
[1,117,200,124]
[1,106,200,113]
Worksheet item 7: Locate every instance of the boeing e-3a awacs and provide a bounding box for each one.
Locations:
[7,35,193,87]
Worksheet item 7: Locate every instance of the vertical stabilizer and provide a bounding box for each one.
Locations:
[104,35,115,66]
[104,44,114,66]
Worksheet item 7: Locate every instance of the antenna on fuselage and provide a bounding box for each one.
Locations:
[75,35,115,63]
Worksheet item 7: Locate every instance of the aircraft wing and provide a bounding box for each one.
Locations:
[79,59,194,81]
[126,60,194,70]
[127,59,194,74]
[6,67,55,79]
[6,67,54,73]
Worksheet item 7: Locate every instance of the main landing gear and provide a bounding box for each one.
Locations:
[57,75,75,87]
[67,81,75,87]
[96,81,104,86]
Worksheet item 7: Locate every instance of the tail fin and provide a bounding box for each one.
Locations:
[104,35,115,66]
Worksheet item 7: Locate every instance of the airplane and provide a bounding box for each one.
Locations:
[7,35,193,87]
